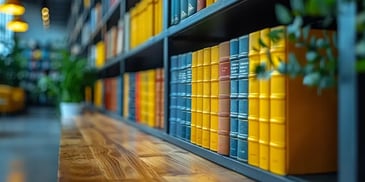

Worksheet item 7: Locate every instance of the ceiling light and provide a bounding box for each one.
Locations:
[41,7,48,15]
[7,16,28,32]
[0,0,25,15]
[42,13,49,21]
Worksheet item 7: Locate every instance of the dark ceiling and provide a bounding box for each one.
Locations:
[21,0,72,26]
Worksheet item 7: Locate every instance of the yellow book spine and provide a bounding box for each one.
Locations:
[146,0,153,40]
[196,49,204,146]
[158,0,163,33]
[123,73,130,118]
[248,30,260,167]
[94,80,103,107]
[191,51,198,144]
[206,0,214,6]
[269,26,287,175]
[148,70,156,127]
[209,45,219,151]
[259,28,271,170]
[202,47,211,149]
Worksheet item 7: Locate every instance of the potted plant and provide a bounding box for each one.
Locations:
[39,50,98,119]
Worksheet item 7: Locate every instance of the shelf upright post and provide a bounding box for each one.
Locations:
[163,0,170,133]
[337,1,359,182]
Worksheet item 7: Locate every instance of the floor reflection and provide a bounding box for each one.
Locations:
[0,107,60,182]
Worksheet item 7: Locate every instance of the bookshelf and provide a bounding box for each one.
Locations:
[68,0,363,181]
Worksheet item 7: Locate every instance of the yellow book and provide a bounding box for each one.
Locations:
[123,73,130,118]
[248,30,260,167]
[191,51,198,144]
[196,49,204,146]
[145,0,154,41]
[130,7,136,49]
[158,0,163,33]
[148,70,156,127]
[95,41,105,68]
[210,45,219,152]
[269,26,337,175]
[202,47,211,149]
[259,28,270,170]
[206,0,214,6]
[94,80,103,107]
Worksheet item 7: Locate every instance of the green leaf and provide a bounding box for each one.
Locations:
[287,53,302,78]
[259,38,268,48]
[269,29,284,43]
[357,59,365,73]
[303,25,311,40]
[356,40,365,57]
[277,62,287,74]
[306,51,318,62]
[319,75,336,89]
[316,38,326,48]
[303,64,316,74]
[303,72,320,86]
[290,0,305,15]
[275,4,293,24]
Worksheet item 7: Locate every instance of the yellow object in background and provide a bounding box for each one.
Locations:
[248,30,260,167]
[93,80,103,107]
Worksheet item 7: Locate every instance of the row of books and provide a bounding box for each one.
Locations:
[169,26,338,175]
[93,77,122,113]
[123,68,165,129]
[170,0,217,26]
[130,0,163,49]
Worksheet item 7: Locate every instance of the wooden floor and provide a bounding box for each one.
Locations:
[58,112,254,182]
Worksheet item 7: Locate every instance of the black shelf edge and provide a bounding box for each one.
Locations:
[100,109,293,182]
[167,0,240,37]
[123,31,167,60]
[99,53,124,72]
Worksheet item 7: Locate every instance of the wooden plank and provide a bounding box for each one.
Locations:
[58,112,252,181]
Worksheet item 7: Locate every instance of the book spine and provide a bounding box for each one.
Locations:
[202,47,211,149]
[248,30,261,167]
[179,54,187,140]
[229,38,239,159]
[206,0,214,6]
[197,0,206,11]
[123,74,129,118]
[149,70,156,127]
[174,0,181,25]
[218,41,230,155]
[196,49,204,146]
[160,69,165,128]
[209,45,219,152]
[187,0,197,16]
[237,35,249,163]
[181,0,188,20]
[186,52,192,141]
[155,69,160,127]
[170,56,178,136]
[258,28,271,170]
[191,51,198,144]
[269,26,287,175]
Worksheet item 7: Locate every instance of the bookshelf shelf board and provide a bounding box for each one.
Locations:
[101,109,315,182]
[98,61,121,78]
[99,53,124,73]
[168,0,282,53]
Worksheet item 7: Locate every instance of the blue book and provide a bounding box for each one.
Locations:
[181,0,188,20]
[237,35,249,162]
[185,52,192,141]
[187,0,197,17]
[170,55,179,136]
[174,0,181,25]
[229,38,239,159]
[171,0,175,25]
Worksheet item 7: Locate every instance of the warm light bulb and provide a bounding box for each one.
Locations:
[41,7,48,15]
[7,17,28,32]
[0,0,25,15]
[42,13,49,21]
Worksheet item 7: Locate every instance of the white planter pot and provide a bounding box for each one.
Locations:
[60,102,82,121]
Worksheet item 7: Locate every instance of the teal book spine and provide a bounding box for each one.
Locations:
[237,35,249,162]
[188,0,197,16]
[185,52,192,141]
[181,0,188,20]
[229,38,239,159]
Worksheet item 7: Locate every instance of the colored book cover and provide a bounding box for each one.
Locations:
[181,0,188,20]
[269,26,338,175]
[188,0,197,16]
[174,0,181,25]
[229,38,239,159]
[248,30,261,167]
[206,0,214,6]
[191,51,198,144]
[237,34,249,163]
[196,49,204,146]
[210,45,219,152]
[259,28,271,170]
[170,56,179,136]
[202,47,211,149]
[197,0,206,11]
[185,52,192,140]
[123,74,129,118]
[218,41,230,155]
